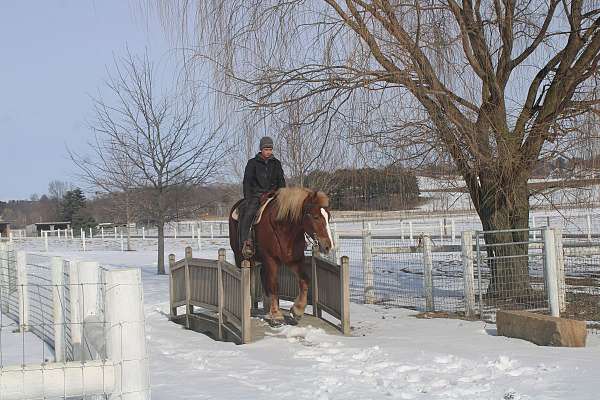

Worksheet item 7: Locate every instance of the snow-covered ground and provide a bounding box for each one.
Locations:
[29,244,598,400]
[1,312,54,366]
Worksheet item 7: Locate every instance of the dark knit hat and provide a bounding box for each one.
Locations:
[259,136,274,150]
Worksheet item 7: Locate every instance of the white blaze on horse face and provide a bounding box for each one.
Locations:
[320,208,334,248]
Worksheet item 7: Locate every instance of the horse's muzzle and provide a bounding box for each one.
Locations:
[318,239,332,254]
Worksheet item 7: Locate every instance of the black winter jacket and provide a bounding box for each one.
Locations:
[243,153,286,198]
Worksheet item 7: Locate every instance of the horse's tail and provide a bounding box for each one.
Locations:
[228,199,245,267]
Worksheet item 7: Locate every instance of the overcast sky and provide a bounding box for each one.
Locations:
[0,1,172,201]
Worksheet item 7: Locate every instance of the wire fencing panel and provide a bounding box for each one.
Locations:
[474,229,549,322]
[25,253,55,357]
[370,237,425,310]
[562,243,600,334]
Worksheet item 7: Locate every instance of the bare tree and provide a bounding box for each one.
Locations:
[273,97,346,187]
[88,50,226,274]
[157,0,600,297]
[69,132,141,250]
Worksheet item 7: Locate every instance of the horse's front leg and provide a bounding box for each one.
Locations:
[262,256,284,323]
[289,261,310,321]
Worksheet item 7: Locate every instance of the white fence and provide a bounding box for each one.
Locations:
[0,240,150,399]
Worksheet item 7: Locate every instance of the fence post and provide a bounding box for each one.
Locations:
[422,235,434,312]
[217,249,225,341]
[77,261,100,360]
[89,227,93,239]
[554,228,566,313]
[451,219,456,242]
[82,231,87,252]
[409,221,414,241]
[587,214,592,241]
[439,219,444,242]
[142,227,146,240]
[340,256,351,335]
[101,227,105,240]
[532,215,537,241]
[311,243,320,318]
[52,256,65,362]
[121,233,124,252]
[241,260,252,343]
[197,225,202,252]
[104,268,149,400]
[68,260,82,360]
[211,224,214,239]
[114,227,118,239]
[461,231,476,318]
[16,251,29,332]
[543,228,560,317]
[362,227,375,304]
[44,231,49,252]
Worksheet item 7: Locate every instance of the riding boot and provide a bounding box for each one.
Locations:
[239,196,261,259]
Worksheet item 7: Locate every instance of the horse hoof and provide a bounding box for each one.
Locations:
[289,307,303,322]
[267,318,285,327]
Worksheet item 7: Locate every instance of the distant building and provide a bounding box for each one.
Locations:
[0,222,11,237]
[34,222,71,236]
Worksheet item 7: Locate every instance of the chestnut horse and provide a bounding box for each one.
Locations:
[229,187,334,324]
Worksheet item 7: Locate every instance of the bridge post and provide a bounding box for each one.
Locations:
[184,247,193,328]
[241,260,252,343]
[311,244,321,318]
[217,249,225,340]
[168,254,176,319]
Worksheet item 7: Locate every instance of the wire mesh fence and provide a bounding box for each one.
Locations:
[473,229,550,322]
[334,227,600,333]
[0,241,150,399]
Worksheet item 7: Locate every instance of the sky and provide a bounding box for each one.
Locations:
[0,1,173,200]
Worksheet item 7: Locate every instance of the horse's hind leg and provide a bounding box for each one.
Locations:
[289,262,310,321]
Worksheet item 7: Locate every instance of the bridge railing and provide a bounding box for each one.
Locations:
[169,247,252,344]
[169,246,351,343]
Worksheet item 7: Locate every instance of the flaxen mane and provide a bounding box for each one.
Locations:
[275,187,329,222]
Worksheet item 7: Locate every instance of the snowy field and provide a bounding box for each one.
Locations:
[18,243,597,400]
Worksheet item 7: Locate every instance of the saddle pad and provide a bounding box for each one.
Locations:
[231,197,275,225]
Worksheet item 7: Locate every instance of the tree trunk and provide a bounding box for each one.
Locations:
[157,216,166,275]
[471,171,533,300]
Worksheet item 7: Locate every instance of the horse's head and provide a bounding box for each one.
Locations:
[301,191,334,254]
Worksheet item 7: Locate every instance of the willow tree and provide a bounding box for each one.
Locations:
[157,1,600,297]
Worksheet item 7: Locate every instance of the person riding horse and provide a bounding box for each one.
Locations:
[239,136,286,259]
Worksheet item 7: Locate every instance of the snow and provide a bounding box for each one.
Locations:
[1,233,596,398]
[1,313,54,366]
[27,242,596,400]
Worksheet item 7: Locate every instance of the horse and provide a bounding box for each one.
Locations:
[229,187,334,324]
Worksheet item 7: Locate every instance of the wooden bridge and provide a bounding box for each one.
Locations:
[168,246,351,344]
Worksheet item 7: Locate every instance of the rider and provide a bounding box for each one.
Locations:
[239,136,286,258]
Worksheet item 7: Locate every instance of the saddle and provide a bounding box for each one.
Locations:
[231,192,276,225]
